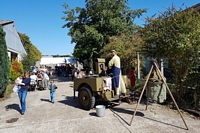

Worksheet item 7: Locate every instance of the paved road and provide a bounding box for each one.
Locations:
[0,76,199,133]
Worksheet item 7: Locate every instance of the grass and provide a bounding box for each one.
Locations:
[0,84,14,102]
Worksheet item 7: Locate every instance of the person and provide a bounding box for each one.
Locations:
[99,65,107,77]
[55,64,59,76]
[13,73,25,94]
[71,67,76,80]
[128,67,137,95]
[49,67,53,76]
[30,72,38,91]
[18,72,31,115]
[49,80,57,103]
[31,66,36,73]
[108,50,126,98]
[74,69,80,78]
[36,72,43,90]
[89,68,93,75]
[41,70,50,89]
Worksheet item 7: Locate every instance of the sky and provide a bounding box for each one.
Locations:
[0,0,199,56]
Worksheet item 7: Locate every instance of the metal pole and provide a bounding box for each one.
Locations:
[160,59,164,75]
[137,52,140,79]
[130,64,154,126]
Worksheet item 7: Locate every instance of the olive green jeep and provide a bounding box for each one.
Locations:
[73,58,129,110]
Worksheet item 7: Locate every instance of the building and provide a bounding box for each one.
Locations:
[187,3,200,12]
[0,20,27,61]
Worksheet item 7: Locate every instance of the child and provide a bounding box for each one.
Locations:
[49,80,57,103]
[13,73,25,94]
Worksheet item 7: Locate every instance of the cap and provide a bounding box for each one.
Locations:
[111,50,116,53]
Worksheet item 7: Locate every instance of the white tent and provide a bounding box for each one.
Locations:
[40,57,76,65]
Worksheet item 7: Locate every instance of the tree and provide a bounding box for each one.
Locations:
[0,25,10,97]
[100,31,144,74]
[142,5,200,99]
[19,33,42,71]
[62,0,147,68]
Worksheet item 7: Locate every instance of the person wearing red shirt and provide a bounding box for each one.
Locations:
[128,67,136,95]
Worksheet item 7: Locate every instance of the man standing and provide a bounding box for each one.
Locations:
[41,70,49,89]
[108,50,126,98]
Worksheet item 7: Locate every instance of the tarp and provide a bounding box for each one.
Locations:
[40,57,76,65]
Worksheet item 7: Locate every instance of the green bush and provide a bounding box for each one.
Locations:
[9,59,24,81]
[19,61,24,73]
[0,26,10,97]
[135,79,145,91]
[10,67,19,81]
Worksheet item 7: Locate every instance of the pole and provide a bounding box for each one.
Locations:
[153,60,189,130]
[160,59,164,75]
[130,64,154,126]
[137,52,140,79]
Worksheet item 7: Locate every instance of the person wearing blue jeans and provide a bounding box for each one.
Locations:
[18,72,31,115]
[18,89,28,113]
[49,80,57,103]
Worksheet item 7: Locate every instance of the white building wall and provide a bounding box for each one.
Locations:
[7,51,11,61]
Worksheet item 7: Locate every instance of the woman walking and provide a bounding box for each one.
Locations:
[18,72,31,115]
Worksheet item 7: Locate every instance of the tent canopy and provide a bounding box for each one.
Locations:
[40,57,76,65]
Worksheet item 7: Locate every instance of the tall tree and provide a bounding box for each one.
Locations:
[19,33,42,71]
[0,25,10,97]
[142,5,200,98]
[62,0,147,68]
[100,31,144,74]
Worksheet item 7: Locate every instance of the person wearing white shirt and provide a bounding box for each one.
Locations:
[108,50,126,98]
[41,71,49,89]
[30,72,38,91]
[30,72,38,83]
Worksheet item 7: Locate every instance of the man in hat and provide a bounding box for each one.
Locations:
[108,50,126,98]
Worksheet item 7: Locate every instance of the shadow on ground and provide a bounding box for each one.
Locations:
[109,107,145,126]
[40,98,52,103]
[110,105,186,129]
[5,104,21,113]
[141,116,187,130]
[57,96,80,109]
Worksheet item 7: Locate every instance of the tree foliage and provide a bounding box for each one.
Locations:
[0,25,10,97]
[19,33,42,71]
[62,0,147,67]
[142,5,200,98]
[9,59,23,81]
[100,32,144,74]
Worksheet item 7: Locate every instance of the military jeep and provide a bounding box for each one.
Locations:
[73,58,129,110]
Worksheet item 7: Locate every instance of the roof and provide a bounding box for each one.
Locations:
[184,3,200,12]
[191,3,200,11]
[0,20,14,25]
[0,20,27,55]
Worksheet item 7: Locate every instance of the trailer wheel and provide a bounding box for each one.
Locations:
[78,87,95,110]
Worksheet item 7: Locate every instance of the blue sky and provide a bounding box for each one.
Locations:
[1,0,199,56]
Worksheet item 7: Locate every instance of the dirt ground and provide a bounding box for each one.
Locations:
[0,76,199,133]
